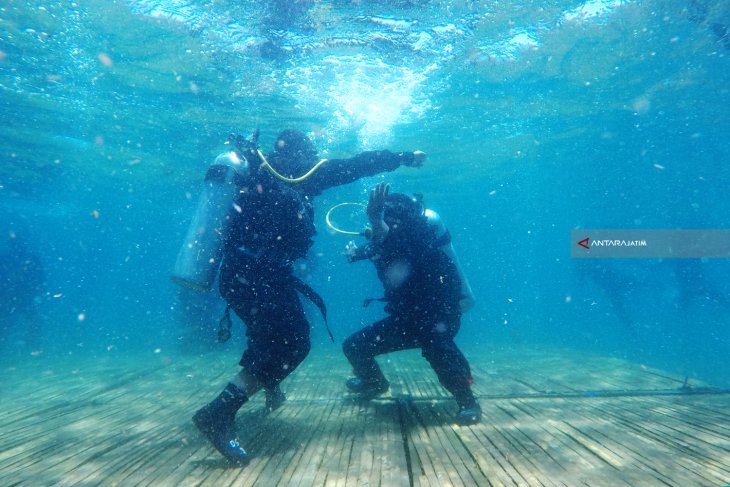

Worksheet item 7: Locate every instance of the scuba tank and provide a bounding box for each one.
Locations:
[424,208,476,313]
[171,151,249,291]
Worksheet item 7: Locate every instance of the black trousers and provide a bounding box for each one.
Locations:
[342,313,474,401]
[220,256,311,390]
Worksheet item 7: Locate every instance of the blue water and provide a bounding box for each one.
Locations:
[1,0,729,386]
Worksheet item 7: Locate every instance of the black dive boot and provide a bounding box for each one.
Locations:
[193,383,250,466]
[455,393,482,426]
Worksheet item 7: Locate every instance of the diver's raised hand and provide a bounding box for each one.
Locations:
[367,183,390,241]
[367,183,389,223]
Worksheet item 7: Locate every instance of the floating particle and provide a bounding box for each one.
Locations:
[90,209,100,218]
[98,53,113,67]
[632,96,651,114]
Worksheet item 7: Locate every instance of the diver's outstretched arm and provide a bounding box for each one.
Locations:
[301,150,425,195]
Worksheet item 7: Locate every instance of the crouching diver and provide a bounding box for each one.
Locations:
[172,129,425,465]
[342,183,480,426]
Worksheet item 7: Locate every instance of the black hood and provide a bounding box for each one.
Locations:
[383,193,424,226]
[266,129,318,177]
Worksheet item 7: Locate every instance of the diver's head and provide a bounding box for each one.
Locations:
[383,193,424,229]
[275,129,317,161]
[268,129,318,177]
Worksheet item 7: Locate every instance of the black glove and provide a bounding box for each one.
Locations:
[229,130,261,165]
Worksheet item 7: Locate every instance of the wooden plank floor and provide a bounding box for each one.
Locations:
[1,346,729,487]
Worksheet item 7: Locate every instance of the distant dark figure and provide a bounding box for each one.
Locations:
[711,23,730,50]
[265,0,314,31]
[0,222,45,350]
[259,0,315,60]
[688,0,730,51]
[572,261,636,332]
[671,260,730,312]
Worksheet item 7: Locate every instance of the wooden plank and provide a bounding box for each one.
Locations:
[1,347,729,486]
[406,401,471,486]
[380,400,411,487]
[579,396,730,485]
[505,399,636,487]
[480,401,567,486]
[409,400,503,487]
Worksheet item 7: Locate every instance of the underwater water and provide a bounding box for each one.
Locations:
[1,0,729,393]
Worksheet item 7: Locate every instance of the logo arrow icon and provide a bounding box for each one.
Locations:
[577,237,590,249]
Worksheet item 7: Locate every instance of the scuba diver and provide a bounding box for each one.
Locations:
[342,183,480,426]
[172,129,425,466]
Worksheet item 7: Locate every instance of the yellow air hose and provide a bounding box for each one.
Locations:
[257,149,329,183]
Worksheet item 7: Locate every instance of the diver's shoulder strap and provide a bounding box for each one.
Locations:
[291,276,334,343]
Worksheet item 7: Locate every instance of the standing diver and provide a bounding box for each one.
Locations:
[342,183,480,425]
[172,129,425,465]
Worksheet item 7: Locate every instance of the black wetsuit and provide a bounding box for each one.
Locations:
[342,216,475,402]
[219,150,415,389]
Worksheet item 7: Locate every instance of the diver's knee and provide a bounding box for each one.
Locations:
[342,334,358,358]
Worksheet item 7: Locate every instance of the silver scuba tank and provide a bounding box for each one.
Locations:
[171,151,248,291]
[424,208,475,313]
